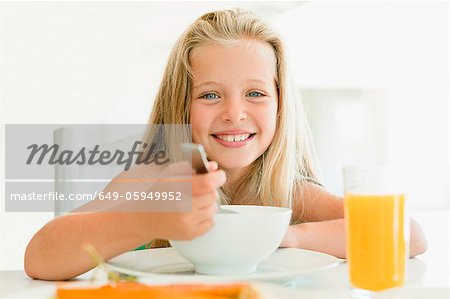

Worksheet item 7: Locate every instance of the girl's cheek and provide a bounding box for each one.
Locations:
[190,104,202,132]
[257,104,277,127]
[191,110,212,141]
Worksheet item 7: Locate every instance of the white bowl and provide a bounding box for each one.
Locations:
[169,205,292,275]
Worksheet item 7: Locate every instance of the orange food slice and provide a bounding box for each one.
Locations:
[56,282,260,299]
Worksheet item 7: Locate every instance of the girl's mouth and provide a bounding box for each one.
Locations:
[210,133,256,148]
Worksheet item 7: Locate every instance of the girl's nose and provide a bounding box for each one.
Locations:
[221,98,247,124]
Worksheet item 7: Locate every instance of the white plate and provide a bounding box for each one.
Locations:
[105,247,340,283]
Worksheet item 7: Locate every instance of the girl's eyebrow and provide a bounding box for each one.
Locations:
[247,79,270,85]
[193,79,270,90]
[193,81,220,90]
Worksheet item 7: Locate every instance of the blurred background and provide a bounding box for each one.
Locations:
[0,1,448,270]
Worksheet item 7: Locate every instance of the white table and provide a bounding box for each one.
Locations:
[1,211,448,298]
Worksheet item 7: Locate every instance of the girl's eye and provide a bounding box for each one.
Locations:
[200,93,220,100]
[247,91,264,97]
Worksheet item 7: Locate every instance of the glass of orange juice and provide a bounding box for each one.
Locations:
[343,166,409,297]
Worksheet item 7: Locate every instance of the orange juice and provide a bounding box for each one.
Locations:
[344,193,406,291]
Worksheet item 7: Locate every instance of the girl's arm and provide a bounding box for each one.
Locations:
[25,162,226,281]
[280,182,428,258]
[24,212,149,281]
[281,218,427,258]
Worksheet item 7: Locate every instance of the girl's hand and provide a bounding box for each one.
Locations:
[140,161,226,241]
[83,161,226,242]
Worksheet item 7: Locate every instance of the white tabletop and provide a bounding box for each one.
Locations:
[1,211,448,298]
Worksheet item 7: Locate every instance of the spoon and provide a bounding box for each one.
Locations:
[181,143,237,214]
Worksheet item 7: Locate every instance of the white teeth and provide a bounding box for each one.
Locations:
[216,134,251,142]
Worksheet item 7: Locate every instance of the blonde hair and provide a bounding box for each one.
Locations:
[147,8,320,226]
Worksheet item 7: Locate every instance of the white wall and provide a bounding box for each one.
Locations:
[0,1,168,271]
[273,1,449,209]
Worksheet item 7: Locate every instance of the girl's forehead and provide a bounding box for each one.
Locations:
[190,40,277,81]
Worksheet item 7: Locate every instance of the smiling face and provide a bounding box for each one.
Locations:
[189,40,278,174]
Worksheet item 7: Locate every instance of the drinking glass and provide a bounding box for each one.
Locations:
[343,166,409,297]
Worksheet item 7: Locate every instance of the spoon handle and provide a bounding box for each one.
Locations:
[181,143,235,214]
[181,143,209,174]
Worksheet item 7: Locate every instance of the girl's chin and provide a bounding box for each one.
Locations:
[205,145,260,170]
[215,160,254,172]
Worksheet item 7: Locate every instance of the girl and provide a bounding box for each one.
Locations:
[25,8,427,281]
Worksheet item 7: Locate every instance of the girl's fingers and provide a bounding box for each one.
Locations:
[192,170,226,195]
[195,219,215,236]
[195,204,218,223]
[207,161,218,171]
[191,191,219,209]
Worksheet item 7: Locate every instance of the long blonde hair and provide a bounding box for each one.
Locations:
[147,8,320,224]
